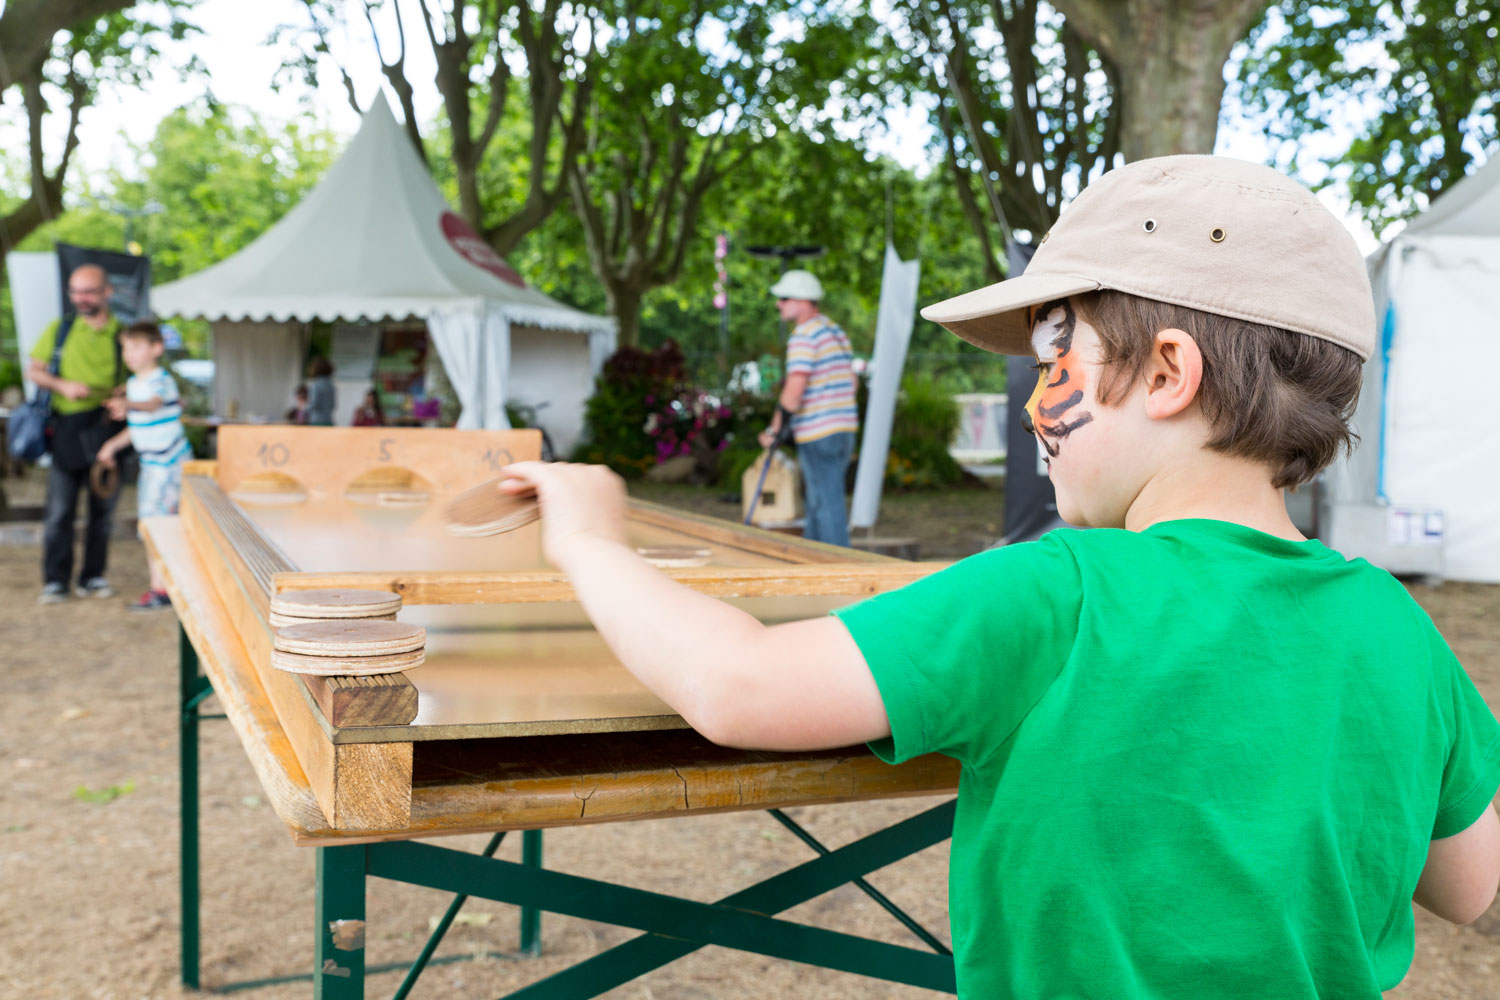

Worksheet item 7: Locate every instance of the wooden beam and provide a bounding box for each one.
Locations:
[215,426,541,496]
[271,562,948,605]
[303,673,419,727]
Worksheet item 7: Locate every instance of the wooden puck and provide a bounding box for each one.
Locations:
[269,611,397,629]
[273,619,426,657]
[377,489,431,507]
[90,461,120,500]
[636,545,712,568]
[270,588,402,620]
[444,478,540,537]
[271,647,425,676]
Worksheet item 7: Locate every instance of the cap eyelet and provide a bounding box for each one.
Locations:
[1142,219,1157,233]
[1210,227,1226,243]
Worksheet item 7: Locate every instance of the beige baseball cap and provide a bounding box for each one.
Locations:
[921,155,1375,360]
[769,269,825,301]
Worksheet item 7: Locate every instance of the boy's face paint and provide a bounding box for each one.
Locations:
[1022,299,1093,458]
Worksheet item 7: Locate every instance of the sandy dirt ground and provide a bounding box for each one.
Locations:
[1,487,1497,998]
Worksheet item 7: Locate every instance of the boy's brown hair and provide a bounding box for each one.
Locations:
[121,320,164,346]
[1073,290,1364,489]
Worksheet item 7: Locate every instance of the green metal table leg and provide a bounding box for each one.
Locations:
[316,845,368,999]
[520,829,543,955]
[178,626,209,990]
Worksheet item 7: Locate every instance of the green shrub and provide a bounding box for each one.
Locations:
[884,375,963,490]
[573,341,688,478]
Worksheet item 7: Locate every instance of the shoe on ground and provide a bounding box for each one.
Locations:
[37,582,69,605]
[128,590,172,612]
[75,577,116,599]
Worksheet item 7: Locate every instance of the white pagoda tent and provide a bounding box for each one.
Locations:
[153,93,614,452]
[1324,154,1500,582]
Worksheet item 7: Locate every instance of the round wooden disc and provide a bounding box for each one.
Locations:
[636,545,712,569]
[270,588,402,619]
[444,478,540,537]
[90,461,120,500]
[377,489,431,507]
[273,619,426,657]
[271,647,425,676]
[269,611,397,629]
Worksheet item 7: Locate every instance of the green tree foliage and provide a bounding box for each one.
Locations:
[0,0,198,270]
[1231,0,1500,235]
[2,104,337,357]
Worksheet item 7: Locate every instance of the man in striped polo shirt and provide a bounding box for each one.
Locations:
[759,270,859,546]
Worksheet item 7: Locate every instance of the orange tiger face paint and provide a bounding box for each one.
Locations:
[1021,299,1093,459]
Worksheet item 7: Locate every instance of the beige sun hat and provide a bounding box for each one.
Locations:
[769,269,825,301]
[921,155,1376,360]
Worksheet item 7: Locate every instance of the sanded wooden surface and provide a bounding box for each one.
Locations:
[270,587,402,618]
[303,673,420,727]
[273,619,426,657]
[147,516,961,844]
[215,425,542,496]
[271,647,426,676]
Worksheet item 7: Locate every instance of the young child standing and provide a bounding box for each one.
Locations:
[500,156,1500,997]
[100,321,192,611]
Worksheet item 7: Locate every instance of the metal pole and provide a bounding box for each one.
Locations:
[178,626,202,989]
[520,830,544,954]
[315,846,367,999]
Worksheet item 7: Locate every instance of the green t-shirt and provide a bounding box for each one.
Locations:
[29,315,123,415]
[836,520,1500,999]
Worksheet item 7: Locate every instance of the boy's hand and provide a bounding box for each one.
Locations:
[96,444,117,469]
[58,379,92,401]
[498,461,629,568]
[105,397,127,420]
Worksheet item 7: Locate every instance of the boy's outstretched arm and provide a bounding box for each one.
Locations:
[1414,803,1500,925]
[500,462,891,751]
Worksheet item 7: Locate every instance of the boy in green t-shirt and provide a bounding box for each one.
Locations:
[499,156,1500,997]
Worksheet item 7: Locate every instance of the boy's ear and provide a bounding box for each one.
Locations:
[1142,328,1203,420]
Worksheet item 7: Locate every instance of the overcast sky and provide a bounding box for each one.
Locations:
[25,0,1379,252]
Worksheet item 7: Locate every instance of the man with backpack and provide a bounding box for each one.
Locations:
[26,264,127,604]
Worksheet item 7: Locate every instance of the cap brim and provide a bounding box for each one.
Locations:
[921,273,1101,355]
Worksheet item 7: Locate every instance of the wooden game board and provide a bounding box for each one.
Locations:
[152,426,956,835]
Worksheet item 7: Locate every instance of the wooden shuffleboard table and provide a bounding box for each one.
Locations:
[147,426,960,997]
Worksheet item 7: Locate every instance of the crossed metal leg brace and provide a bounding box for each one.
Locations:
[179,627,958,998]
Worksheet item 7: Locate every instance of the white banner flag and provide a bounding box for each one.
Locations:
[850,243,921,530]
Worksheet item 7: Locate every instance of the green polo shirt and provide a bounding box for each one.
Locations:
[29,314,123,414]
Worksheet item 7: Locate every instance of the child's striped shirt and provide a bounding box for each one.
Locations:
[786,314,858,443]
[126,367,191,466]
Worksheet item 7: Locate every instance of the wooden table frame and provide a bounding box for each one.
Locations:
[153,427,961,996]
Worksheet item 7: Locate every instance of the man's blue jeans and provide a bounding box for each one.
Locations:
[798,432,853,547]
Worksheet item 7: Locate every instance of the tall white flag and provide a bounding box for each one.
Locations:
[850,243,921,530]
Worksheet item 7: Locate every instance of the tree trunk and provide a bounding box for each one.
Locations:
[1051,0,1270,160]
[607,284,644,349]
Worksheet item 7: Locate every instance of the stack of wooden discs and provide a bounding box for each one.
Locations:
[444,477,540,537]
[269,588,402,629]
[271,620,427,676]
[269,589,424,677]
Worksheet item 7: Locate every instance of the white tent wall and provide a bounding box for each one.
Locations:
[212,320,306,421]
[6,252,61,400]
[1379,236,1500,582]
[507,324,594,456]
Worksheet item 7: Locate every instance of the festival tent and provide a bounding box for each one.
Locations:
[152,93,615,453]
[1323,154,1500,582]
